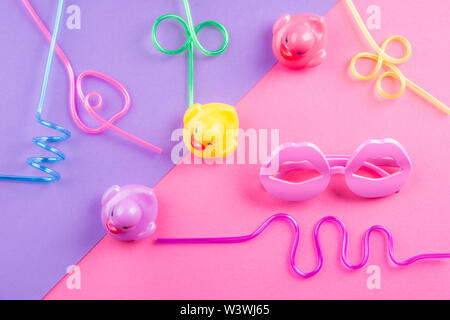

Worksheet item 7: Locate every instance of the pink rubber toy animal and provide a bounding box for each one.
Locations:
[272,13,327,69]
[101,185,158,241]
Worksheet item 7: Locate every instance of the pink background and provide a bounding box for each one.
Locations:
[45,0,450,299]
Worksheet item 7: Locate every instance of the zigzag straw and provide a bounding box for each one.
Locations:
[157,213,450,278]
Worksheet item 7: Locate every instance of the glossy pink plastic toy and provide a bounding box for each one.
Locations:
[260,139,412,201]
[272,13,327,69]
[101,185,158,241]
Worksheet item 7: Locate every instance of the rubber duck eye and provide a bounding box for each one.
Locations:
[208,142,213,146]
[122,226,129,230]
[285,36,288,43]
[195,127,198,134]
[111,210,114,217]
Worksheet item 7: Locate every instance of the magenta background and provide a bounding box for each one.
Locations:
[0,0,338,300]
[46,0,450,300]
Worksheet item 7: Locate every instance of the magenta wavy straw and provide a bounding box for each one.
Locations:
[22,0,162,154]
[156,213,450,278]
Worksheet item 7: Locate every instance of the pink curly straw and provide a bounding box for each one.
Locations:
[157,213,450,278]
[22,0,162,153]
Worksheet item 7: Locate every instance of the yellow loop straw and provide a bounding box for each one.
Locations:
[345,0,450,114]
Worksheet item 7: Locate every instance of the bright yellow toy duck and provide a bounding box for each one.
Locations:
[183,103,239,158]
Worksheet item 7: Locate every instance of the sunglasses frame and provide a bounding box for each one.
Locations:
[260,139,412,201]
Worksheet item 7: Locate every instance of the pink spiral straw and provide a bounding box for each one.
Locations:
[22,0,162,154]
[156,213,450,278]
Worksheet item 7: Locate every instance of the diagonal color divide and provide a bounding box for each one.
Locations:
[45,0,450,300]
[0,0,338,299]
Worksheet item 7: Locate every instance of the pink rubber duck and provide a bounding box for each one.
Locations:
[101,185,158,241]
[272,13,327,69]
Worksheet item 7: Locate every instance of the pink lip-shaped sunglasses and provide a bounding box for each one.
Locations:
[260,139,412,201]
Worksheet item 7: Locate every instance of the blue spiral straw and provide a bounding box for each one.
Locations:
[0,0,70,183]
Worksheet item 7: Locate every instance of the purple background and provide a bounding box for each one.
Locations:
[0,0,337,299]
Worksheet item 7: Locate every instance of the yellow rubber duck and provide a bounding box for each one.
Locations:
[183,103,239,158]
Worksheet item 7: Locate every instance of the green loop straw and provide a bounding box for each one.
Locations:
[152,0,229,108]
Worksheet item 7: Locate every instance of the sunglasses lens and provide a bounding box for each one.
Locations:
[260,143,330,201]
[345,139,411,198]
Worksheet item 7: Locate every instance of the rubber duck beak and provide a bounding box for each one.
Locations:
[191,134,206,151]
[106,219,121,234]
[280,43,295,60]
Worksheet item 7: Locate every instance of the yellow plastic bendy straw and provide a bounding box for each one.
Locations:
[345,0,450,114]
